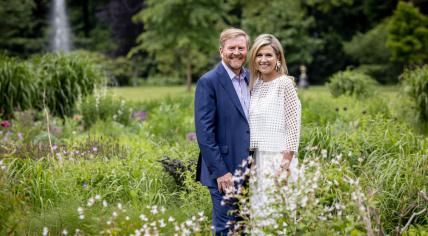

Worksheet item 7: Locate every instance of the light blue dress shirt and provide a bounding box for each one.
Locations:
[221,60,250,119]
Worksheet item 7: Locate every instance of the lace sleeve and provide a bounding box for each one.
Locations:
[282,77,301,153]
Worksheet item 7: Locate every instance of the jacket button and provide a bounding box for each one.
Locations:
[246,130,250,134]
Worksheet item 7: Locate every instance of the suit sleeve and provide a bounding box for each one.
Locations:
[195,77,229,179]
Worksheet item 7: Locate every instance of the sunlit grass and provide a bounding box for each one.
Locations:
[108,85,193,101]
[109,85,399,102]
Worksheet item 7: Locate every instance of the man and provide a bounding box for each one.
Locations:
[195,28,250,235]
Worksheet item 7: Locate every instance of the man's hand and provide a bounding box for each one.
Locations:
[217,172,233,193]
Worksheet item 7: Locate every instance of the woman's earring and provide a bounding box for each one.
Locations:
[275,61,281,72]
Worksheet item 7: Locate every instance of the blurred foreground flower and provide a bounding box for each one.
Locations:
[186,132,197,141]
[132,111,147,121]
[0,120,11,128]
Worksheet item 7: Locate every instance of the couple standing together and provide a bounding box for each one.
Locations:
[195,28,301,235]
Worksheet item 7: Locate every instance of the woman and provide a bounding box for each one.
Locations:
[248,34,301,232]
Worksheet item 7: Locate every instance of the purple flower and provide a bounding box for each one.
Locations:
[132,111,147,121]
[0,120,11,128]
[52,144,58,150]
[17,132,23,140]
[186,132,197,141]
[92,146,98,152]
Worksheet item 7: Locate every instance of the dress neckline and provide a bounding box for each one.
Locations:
[258,75,286,84]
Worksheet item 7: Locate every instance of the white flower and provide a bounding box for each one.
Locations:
[79,215,85,220]
[159,219,166,228]
[103,200,108,207]
[106,220,112,225]
[150,207,158,215]
[42,227,48,236]
[321,149,328,158]
[300,196,308,207]
[117,203,123,209]
[112,211,118,218]
[62,229,68,235]
[77,207,84,214]
[95,194,101,200]
[126,216,130,221]
[87,197,95,207]
[185,220,193,227]
[168,216,175,222]
[139,214,148,221]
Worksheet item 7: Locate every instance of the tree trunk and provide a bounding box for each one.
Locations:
[186,62,192,92]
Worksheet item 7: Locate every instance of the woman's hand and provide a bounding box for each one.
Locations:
[280,151,294,171]
[275,151,294,183]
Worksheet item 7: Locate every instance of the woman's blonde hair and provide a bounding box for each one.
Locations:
[249,34,288,90]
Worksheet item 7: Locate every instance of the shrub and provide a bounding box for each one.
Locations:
[80,93,137,128]
[32,52,106,117]
[402,65,428,122]
[387,1,428,67]
[327,69,377,98]
[0,56,37,118]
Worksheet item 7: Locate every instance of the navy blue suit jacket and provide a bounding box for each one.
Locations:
[195,63,250,187]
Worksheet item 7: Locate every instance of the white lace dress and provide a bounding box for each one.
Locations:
[248,76,301,233]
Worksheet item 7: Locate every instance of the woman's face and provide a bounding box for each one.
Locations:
[255,45,278,77]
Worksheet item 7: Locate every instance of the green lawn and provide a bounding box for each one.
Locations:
[108,86,193,101]
[109,85,399,102]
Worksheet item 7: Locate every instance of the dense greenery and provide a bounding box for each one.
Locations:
[131,0,227,91]
[402,65,428,122]
[387,1,428,67]
[0,55,37,118]
[0,84,427,234]
[0,53,106,118]
[2,0,426,85]
[327,69,377,98]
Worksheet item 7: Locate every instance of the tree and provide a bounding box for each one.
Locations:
[235,0,322,76]
[0,0,48,57]
[98,0,143,57]
[343,20,402,83]
[131,0,227,91]
[387,1,428,67]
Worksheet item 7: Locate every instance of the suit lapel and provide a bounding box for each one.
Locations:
[216,63,248,122]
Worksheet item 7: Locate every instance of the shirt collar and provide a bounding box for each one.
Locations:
[221,60,246,80]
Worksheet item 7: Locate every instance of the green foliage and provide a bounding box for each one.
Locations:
[143,75,183,86]
[344,20,402,83]
[0,0,46,57]
[143,96,194,143]
[327,69,377,98]
[32,52,106,117]
[72,50,138,86]
[344,21,390,65]
[131,0,227,89]
[238,0,322,72]
[79,93,136,128]
[2,87,428,234]
[402,65,428,122]
[0,56,37,118]
[387,2,428,66]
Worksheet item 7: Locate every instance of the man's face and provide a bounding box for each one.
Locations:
[220,36,248,74]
